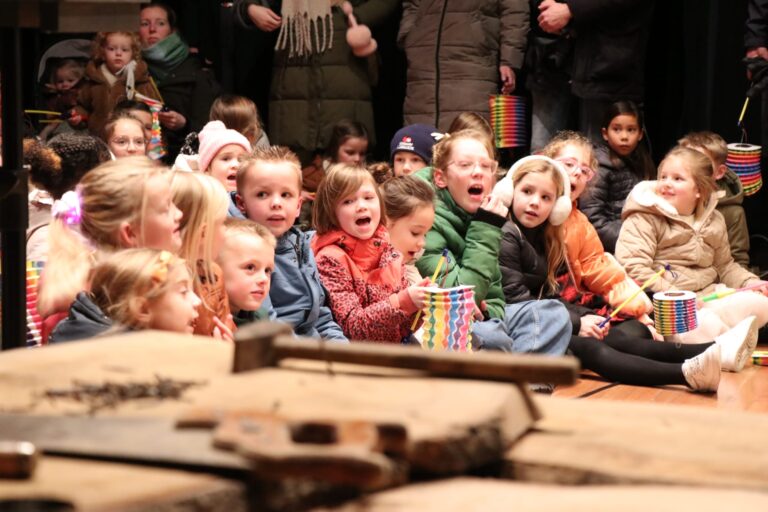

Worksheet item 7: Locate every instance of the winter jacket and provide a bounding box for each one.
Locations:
[233,306,271,328]
[399,0,529,131]
[524,0,572,93]
[616,181,759,295]
[193,261,237,337]
[499,218,591,333]
[562,205,626,298]
[716,168,750,268]
[271,227,347,341]
[74,60,158,137]
[578,144,642,253]
[745,0,768,48]
[49,292,113,344]
[312,225,417,343]
[150,55,221,162]
[235,0,398,160]
[563,0,654,101]
[413,167,507,320]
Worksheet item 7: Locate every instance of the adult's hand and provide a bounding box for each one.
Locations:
[746,47,768,79]
[538,0,572,34]
[158,110,187,131]
[499,65,515,94]
[247,5,282,32]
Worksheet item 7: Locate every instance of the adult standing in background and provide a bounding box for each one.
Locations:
[746,0,768,152]
[398,0,529,132]
[139,1,221,162]
[537,0,654,144]
[234,0,399,165]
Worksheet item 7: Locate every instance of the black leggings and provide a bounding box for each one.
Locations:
[568,326,715,387]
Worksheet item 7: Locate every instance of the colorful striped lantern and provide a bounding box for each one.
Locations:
[489,95,528,148]
[419,285,475,352]
[726,143,762,196]
[652,291,698,337]
[26,260,45,347]
[752,350,768,367]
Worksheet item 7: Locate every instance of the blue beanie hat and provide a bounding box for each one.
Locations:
[390,124,440,164]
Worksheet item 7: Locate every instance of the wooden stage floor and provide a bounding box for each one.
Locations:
[553,343,768,413]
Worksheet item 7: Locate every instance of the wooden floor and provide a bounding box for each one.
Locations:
[553,343,768,413]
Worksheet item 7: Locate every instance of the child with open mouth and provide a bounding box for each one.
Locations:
[412,129,571,359]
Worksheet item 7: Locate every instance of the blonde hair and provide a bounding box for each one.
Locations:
[222,217,277,249]
[92,32,142,65]
[209,95,264,146]
[39,157,167,316]
[431,129,496,174]
[313,163,385,235]
[448,112,495,158]
[539,131,598,173]
[50,59,85,85]
[658,146,718,207]
[89,249,189,329]
[511,159,567,294]
[380,175,435,222]
[170,172,229,293]
[236,145,302,193]
[677,131,728,168]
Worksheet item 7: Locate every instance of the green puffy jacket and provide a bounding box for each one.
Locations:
[716,168,750,268]
[413,167,506,319]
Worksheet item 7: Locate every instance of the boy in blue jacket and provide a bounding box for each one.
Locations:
[236,146,347,341]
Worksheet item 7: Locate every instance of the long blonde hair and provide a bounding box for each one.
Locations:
[511,159,567,294]
[39,156,167,316]
[89,249,189,329]
[170,172,229,297]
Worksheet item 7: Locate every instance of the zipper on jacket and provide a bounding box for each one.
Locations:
[434,0,449,128]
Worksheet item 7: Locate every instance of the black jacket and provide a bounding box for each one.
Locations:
[564,0,654,101]
[49,292,112,344]
[154,55,221,161]
[746,0,768,48]
[499,219,590,334]
[578,144,642,253]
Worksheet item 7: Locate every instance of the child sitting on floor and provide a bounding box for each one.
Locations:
[51,249,201,342]
[236,147,347,341]
[616,146,768,342]
[218,218,276,327]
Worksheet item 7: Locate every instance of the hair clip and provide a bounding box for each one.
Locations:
[151,250,176,285]
[51,190,82,225]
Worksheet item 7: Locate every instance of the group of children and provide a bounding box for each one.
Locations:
[26,72,768,394]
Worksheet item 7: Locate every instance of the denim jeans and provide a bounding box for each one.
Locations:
[472,299,571,356]
[530,87,574,151]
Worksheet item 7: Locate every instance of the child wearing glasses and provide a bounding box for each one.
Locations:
[414,129,571,358]
[578,101,654,253]
[103,112,147,158]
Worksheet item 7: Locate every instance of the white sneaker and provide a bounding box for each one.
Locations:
[682,344,721,393]
[715,315,759,372]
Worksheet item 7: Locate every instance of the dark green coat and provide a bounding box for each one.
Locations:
[236,0,399,161]
[717,168,750,268]
[414,167,507,319]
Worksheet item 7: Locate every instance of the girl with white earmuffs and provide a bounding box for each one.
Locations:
[494,153,757,393]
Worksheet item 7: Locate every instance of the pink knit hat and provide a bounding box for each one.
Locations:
[197,121,252,172]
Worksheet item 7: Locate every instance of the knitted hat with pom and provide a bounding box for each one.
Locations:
[389,124,440,164]
[197,121,251,172]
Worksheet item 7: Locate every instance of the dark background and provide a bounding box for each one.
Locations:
[16,0,768,263]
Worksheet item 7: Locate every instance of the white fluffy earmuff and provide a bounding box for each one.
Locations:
[491,155,572,226]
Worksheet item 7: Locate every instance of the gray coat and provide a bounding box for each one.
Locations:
[399,0,529,131]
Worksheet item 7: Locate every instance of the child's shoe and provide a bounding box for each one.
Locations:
[682,344,721,393]
[715,315,758,372]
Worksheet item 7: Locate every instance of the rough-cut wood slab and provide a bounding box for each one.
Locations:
[504,396,768,490]
[311,478,768,511]
[0,332,536,474]
[0,455,245,512]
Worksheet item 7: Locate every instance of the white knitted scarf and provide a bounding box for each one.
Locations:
[275,0,344,58]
